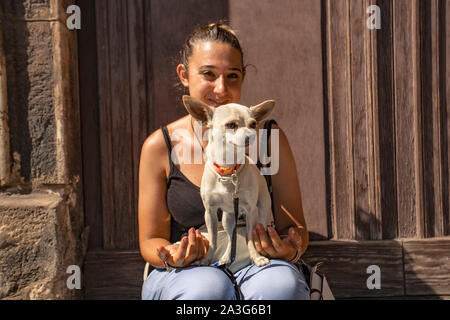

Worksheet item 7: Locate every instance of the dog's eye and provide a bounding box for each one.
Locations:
[248,122,257,129]
[225,122,237,129]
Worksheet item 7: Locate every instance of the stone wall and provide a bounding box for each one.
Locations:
[0,0,85,299]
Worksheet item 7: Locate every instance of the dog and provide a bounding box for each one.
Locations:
[182,95,276,268]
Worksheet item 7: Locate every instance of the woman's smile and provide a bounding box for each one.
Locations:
[207,98,230,107]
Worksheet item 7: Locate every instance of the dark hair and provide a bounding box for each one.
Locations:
[180,22,246,76]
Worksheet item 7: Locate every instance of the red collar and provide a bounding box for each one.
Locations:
[212,163,241,176]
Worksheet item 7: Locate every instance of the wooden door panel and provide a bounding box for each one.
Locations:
[96,0,143,249]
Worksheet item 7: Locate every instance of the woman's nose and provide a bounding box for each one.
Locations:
[213,75,227,95]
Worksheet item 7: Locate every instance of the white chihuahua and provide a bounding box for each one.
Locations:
[182,95,276,268]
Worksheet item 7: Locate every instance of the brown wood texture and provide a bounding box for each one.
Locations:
[376,0,398,239]
[422,0,446,237]
[446,0,450,236]
[326,0,355,239]
[393,0,422,239]
[108,0,136,249]
[415,0,450,238]
[95,0,114,248]
[128,0,149,238]
[96,0,141,249]
[78,0,103,249]
[366,0,384,241]
[404,238,450,295]
[421,0,438,237]
[351,0,382,240]
[303,240,404,298]
[84,250,146,300]
[324,0,450,240]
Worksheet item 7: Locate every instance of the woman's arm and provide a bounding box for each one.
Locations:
[138,130,174,267]
[138,130,208,268]
[253,124,309,260]
[271,125,309,256]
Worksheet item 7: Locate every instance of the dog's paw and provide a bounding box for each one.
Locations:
[253,256,270,267]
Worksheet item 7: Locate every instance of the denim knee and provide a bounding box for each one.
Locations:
[238,260,310,300]
[143,266,236,300]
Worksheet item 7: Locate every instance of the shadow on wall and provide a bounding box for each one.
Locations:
[149,0,229,129]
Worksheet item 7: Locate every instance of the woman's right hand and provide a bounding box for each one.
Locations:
[156,227,209,268]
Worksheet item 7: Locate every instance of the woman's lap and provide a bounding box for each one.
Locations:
[142,264,236,300]
[235,259,310,300]
[142,259,310,300]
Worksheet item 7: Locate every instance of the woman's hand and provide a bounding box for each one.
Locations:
[252,223,303,262]
[156,227,209,268]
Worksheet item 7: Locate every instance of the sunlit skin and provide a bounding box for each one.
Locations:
[138,40,308,269]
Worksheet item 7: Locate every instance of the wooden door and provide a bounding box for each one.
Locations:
[78,0,450,299]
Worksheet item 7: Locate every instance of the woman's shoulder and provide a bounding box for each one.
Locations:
[141,116,189,158]
[141,127,166,157]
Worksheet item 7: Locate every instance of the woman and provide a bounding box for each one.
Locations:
[139,23,309,300]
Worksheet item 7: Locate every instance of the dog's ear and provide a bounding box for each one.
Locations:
[182,95,214,123]
[250,100,275,122]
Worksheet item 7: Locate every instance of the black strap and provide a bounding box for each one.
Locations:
[219,196,243,300]
[219,265,243,300]
[230,197,239,264]
[160,126,173,171]
[257,119,278,222]
[160,126,172,152]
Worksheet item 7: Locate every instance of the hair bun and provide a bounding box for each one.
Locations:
[207,22,238,37]
[179,22,245,74]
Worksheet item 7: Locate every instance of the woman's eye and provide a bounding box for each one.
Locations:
[227,73,242,81]
[226,123,237,129]
[201,71,215,78]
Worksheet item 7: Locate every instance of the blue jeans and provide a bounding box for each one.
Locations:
[142,259,310,300]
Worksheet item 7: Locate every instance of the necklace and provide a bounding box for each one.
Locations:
[190,117,205,155]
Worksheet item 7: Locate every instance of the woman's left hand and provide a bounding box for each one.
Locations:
[251,223,303,262]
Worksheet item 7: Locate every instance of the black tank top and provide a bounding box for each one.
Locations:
[161,120,277,243]
[161,126,206,243]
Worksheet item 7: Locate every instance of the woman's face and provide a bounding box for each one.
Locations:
[177,41,244,107]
